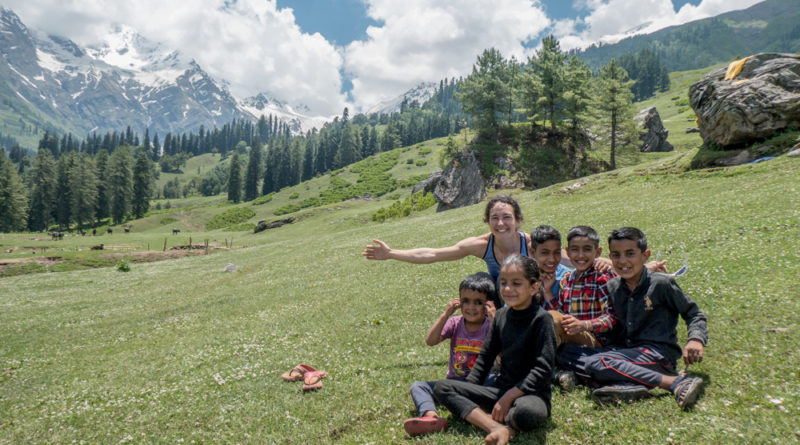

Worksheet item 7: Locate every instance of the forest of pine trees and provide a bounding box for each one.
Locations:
[0,81,470,232]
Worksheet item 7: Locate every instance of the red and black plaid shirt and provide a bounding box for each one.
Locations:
[547,266,617,333]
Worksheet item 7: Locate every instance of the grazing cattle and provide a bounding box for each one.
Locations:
[173,228,180,235]
[124,227,131,233]
[80,230,87,236]
[92,228,97,236]
[107,228,113,234]
[90,244,104,250]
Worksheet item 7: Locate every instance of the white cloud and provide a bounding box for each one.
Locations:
[344,0,550,111]
[554,0,764,50]
[3,0,348,115]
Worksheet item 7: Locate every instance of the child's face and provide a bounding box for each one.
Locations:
[533,240,561,274]
[487,202,520,237]
[459,289,488,324]
[567,236,602,273]
[499,265,539,311]
[609,238,650,286]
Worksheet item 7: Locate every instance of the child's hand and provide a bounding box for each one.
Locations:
[646,260,668,273]
[561,314,588,335]
[444,298,461,316]
[485,301,496,322]
[594,257,613,273]
[541,271,556,297]
[491,394,513,423]
[683,339,704,365]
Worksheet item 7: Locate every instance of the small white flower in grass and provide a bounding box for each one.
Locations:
[768,397,783,406]
[213,373,226,385]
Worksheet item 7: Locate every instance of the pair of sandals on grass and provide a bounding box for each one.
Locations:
[281,364,327,390]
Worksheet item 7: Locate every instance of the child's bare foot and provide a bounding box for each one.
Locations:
[485,425,515,445]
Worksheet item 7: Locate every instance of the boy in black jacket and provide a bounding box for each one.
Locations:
[557,227,708,409]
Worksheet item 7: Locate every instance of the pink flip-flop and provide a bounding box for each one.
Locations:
[281,364,327,382]
[302,370,325,391]
[403,416,448,437]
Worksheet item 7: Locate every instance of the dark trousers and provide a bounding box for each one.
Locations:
[557,343,676,388]
[433,379,549,432]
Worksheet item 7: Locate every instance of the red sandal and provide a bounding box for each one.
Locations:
[302,370,324,391]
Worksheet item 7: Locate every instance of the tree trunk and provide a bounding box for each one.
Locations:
[610,110,617,170]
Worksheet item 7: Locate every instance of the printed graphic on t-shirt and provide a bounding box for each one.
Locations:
[451,338,484,377]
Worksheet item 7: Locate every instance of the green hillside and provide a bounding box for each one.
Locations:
[578,0,800,72]
[2,143,799,442]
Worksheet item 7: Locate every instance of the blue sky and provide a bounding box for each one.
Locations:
[285,0,705,47]
[6,0,763,116]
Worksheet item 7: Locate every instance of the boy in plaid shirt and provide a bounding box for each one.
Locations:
[548,226,616,348]
[548,226,616,390]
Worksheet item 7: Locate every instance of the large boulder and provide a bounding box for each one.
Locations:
[689,53,800,148]
[635,107,673,152]
[434,150,487,212]
[412,169,443,194]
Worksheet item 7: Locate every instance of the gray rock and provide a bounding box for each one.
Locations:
[434,150,487,212]
[715,149,754,166]
[685,127,700,134]
[489,175,519,189]
[223,263,237,272]
[412,169,443,194]
[689,53,800,148]
[635,107,673,152]
[254,217,295,233]
[787,147,800,157]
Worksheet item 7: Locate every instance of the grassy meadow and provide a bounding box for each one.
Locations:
[2,65,800,443]
[2,147,799,443]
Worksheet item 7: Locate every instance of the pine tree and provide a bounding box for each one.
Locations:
[108,147,133,224]
[27,149,58,231]
[334,123,359,168]
[532,35,567,131]
[69,154,98,230]
[0,150,28,232]
[131,151,153,218]
[456,48,512,138]
[562,55,593,177]
[55,153,75,229]
[595,59,636,170]
[227,152,242,203]
[243,136,263,201]
[94,150,110,223]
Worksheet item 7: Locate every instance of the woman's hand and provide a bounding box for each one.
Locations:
[363,239,391,260]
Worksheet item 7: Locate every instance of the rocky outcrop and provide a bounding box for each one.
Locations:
[635,107,673,152]
[254,217,294,233]
[433,150,486,212]
[689,53,800,148]
[412,169,443,194]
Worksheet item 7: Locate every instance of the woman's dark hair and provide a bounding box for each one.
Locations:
[483,195,523,224]
[499,253,544,305]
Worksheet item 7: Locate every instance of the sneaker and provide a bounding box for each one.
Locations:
[673,377,704,410]
[592,384,651,406]
[555,370,578,392]
[403,416,448,437]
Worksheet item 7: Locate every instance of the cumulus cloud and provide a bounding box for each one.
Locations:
[344,0,550,111]
[554,0,764,50]
[3,0,348,115]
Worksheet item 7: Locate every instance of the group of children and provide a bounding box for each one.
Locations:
[400,223,709,444]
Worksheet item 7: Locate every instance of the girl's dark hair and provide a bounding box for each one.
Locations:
[483,195,523,224]
[459,272,498,306]
[500,253,544,305]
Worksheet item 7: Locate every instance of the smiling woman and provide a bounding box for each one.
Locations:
[362,194,531,294]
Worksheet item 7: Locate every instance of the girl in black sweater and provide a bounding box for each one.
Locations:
[434,254,556,445]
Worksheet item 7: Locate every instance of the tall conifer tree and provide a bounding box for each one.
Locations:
[227,152,242,203]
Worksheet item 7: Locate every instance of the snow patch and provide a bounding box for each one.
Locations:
[36,48,65,72]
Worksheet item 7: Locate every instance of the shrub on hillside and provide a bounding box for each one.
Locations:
[371,191,437,222]
[415,159,427,166]
[288,192,300,199]
[160,216,178,225]
[251,193,274,205]
[206,207,256,230]
[274,204,301,216]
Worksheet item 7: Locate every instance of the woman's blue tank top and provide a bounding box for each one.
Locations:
[482,231,529,280]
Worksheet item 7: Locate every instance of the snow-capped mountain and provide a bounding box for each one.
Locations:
[0,8,323,137]
[365,82,439,115]
[240,93,330,135]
